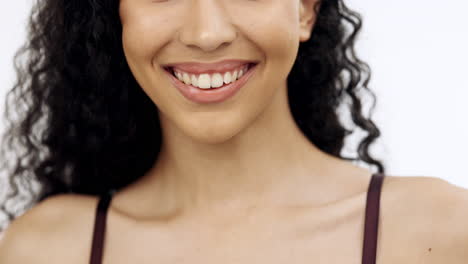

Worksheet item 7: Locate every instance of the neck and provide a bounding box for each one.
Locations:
[137,86,362,216]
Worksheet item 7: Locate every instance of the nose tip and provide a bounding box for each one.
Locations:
[178,2,237,52]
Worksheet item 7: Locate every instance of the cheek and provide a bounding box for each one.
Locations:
[241,4,299,82]
[122,16,168,64]
[121,21,159,98]
[120,11,176,102]
[238,2,299,52]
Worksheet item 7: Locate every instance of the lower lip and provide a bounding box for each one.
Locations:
[163,63,258,104]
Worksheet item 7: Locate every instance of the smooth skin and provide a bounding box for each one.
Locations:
[1,0,468,263]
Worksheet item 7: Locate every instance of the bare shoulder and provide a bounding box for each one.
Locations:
[383,175,468,223]
[0,193,99,264]
[381,175,468,263]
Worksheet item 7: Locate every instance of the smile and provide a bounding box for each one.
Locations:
[163,63,259,104]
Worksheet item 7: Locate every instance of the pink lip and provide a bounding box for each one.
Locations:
[163,63,258,104]
[162,59,258,75]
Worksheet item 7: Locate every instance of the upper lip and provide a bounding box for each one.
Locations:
[162,59,259,75]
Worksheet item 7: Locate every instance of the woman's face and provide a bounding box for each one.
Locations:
[119,0,318,144]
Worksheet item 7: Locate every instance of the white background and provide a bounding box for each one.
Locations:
[1,0,467,188]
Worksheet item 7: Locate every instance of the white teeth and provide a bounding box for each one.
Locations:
[172,64,252,89]
[182,72,191,85]
[191,74,198,86]
[211,73,224,88]
[197,74,211,89]
[232,70,238,81]
[223,71,232,84]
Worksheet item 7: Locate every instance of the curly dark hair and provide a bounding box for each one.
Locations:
[0,0,386,232]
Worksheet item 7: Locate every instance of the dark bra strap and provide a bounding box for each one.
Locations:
[89,190,113,264]
[362,172,385,264]
[89,174,385,264]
